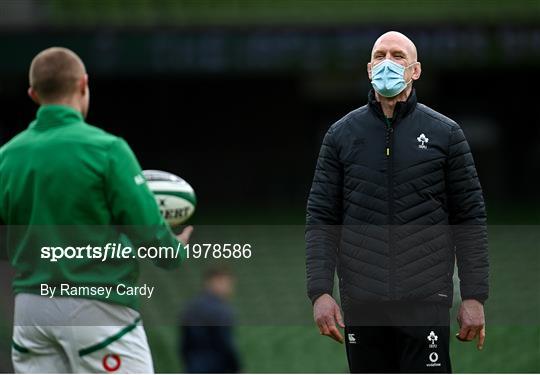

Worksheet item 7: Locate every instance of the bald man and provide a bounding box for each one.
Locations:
[0,47,192,373]
[306,32,488,372]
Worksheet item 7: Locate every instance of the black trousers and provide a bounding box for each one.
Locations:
[344,303,451,373]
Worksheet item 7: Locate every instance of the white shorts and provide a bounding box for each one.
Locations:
[12,293,154,373]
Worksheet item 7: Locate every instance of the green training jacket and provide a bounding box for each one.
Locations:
[0,105,183,310]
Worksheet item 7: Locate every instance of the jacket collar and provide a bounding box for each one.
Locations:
[368,88,417,124]
[29,105,84,129]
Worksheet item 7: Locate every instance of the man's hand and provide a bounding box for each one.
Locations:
[313,293,345,344]
[456,299,485,350]
[176,225,194,246]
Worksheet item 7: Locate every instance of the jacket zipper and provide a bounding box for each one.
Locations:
[385,121,395,300]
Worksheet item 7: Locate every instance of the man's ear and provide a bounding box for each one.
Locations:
[367,62,372,80]
[412,62,422,81]
[28,87,40,105]
[78,74,88,95]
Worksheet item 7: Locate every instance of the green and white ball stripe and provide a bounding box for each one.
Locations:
[143,170,196,226]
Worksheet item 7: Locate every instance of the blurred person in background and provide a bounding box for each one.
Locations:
[179,266,241,373]
[306,31,489,373]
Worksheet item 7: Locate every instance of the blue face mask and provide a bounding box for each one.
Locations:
[371,59,416,98]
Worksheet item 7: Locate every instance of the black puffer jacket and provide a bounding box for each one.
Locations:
[306,90,488,311]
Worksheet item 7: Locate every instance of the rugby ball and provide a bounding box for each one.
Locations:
[143,170,196,226]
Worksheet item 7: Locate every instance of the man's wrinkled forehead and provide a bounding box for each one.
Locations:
[371,33,418,61]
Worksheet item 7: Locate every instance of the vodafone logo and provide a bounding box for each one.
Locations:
[102,353,121,372]
[426,351,441,367]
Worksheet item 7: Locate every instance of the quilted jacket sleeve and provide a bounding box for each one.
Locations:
[446,125,489,303]
[305,127,343,304]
